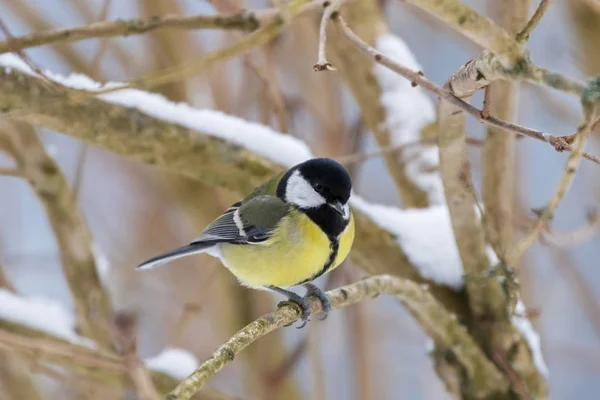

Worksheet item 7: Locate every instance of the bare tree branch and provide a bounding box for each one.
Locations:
[0,322,233,400]
[402,0,524,64]
[482,0,529,265]
[313,0,342,71]
[510,107,598,263]
[0,64,467,319]
[166,275,508,400]
[327,0,438,207]
[331,16,600,165]
[114,312,160,400]
[0,123,115,350]
[0,266,42,400]
[516,0,552,44]
[0,9,290,55]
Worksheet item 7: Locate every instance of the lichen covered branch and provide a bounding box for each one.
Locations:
[0,64,465,318]
[403,0,524,64]
[166,275,507,400]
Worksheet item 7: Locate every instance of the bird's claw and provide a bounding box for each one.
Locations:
[277,296,312,329]
[304,283,331,321]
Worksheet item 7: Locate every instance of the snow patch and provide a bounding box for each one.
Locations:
[0,54,312,168]
[512,301,549,377]
[144,347,199,379]
[374,34,443,205]
[350,197,463,289]
[0,289,93,346]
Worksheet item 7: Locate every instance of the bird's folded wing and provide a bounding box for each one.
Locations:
[192,195,289,245]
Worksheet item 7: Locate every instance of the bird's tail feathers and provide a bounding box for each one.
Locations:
[136,242,214,270]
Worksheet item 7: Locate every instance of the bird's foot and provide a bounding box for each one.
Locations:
[275,290,312,329]
[303,283,331,321]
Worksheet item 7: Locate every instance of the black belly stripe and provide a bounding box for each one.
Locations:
[298,235,339,285]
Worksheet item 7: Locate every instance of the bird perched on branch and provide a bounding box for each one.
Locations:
[137,158,355,326]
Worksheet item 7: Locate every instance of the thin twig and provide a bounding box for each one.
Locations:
[62,0,320,101]
[332,16,600,166]
[509,108,598,264]
[114,312,160,400]
[0,167,22,177]
[166,275,507,400]
[541,210,600,247]
[0,10,278,55]
[313,0,341,71]
[516,0,552,44]
[0,125,115,350]
[335,137,484,166]
[0,16,58,91]
[481,86,492,119]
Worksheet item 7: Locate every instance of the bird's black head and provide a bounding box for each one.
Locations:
[277,158,352,237]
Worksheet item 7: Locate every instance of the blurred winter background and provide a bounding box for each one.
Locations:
[0,0,599,399]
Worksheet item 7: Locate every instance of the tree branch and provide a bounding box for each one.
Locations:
[313,0,342,71]
[0,123,115,350]
[510,106,598,263]
[482,0,529,266]
[0,62,466,319]
[402,0,524,64]
[327,0,439,207]
[331,16,600,166]
[0,322,232,400]
[166,275,508,400]
[516,0,552,44]
[0,267,42,400]
[0,10,285,55]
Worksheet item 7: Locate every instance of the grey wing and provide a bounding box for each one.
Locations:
[192,196,289,245]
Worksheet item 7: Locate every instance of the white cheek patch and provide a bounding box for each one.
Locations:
[342,203,350,220]
[286,170,326,209]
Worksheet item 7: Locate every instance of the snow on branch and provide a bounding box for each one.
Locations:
[373,34,442,205]
[0,53,463,295]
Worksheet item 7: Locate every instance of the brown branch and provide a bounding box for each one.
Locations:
[114,312,160,400]
[0,58,467,326]
[482,0,529,263]
[0,10,281,55]
[510,108,598,263]
[0,167,22,177]
[166,275,507,400]
[0,264,16,293]
[327,0,436,207]
[313,0,342,71]
[0,124,115,350]
[541,210,600,247]
[332,16,600,166]
[0,264,42,400]
[436,90,505,318]
[516,0,552,44]
[336,137,484,166]
[0,322,234,400]
[402,0,524,64]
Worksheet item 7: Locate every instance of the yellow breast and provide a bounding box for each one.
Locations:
[220,210,355,288]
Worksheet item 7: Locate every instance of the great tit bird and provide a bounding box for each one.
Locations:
[137,158,355,325]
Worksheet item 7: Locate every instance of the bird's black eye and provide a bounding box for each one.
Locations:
[313,183,324,193]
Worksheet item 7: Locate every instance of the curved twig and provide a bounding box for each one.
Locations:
[166,275,507,400]
[333,15,600,166]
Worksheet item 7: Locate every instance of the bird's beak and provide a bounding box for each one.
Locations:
[328,201,345,216]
